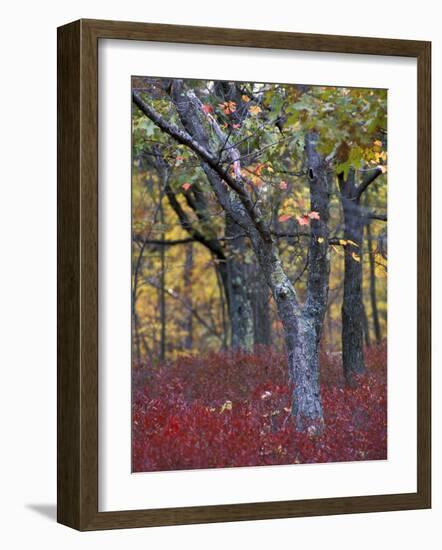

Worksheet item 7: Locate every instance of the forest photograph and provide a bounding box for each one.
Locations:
[131,76,388,473]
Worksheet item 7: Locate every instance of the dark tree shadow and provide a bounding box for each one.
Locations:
[26,504,57,521]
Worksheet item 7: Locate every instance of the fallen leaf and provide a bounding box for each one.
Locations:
[220,400,233,413]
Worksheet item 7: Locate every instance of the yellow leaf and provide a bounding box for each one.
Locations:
[352,252,361,262]
[220,400,233,413]
[317,237,324,244]
[249,105,262,115]
[346,239,359,247]
[339,239,348,246]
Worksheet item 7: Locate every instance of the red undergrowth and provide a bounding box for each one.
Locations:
[132,343,387,472]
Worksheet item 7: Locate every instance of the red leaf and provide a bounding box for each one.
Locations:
[296,215,310,226]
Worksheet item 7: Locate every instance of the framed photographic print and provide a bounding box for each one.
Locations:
[57,19,431,530]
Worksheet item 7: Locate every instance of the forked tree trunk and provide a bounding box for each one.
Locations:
[250,234,325,432]
[248,131,330,431]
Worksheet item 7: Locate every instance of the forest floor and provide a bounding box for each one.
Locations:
[132,343,387,472]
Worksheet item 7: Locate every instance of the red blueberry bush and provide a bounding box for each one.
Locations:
[132,343,387,472]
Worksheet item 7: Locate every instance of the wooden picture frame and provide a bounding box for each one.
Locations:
[57,18,431,531]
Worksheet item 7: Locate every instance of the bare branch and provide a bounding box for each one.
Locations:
[357,166,384,199]
[133,90,272,242]
[366,211,387,222]
[134,236,195,246]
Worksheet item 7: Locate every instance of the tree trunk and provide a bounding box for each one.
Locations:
[247,131,329,432]
[159,199,166,362]
[287,315,323,432]
[339,171,366,386]
[251,265,272,347]
[250,232,325,431]
[224,213,254,351]
[366,222,382,342]
[362,301,371,348]
[132,240,147,366]
[183,243,193,349]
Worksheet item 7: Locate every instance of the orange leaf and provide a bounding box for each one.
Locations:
[182,182,192,191]
[279,181,288,190]
[278,214,292,223]
[249,105,262,115]
[219,101,237,115]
